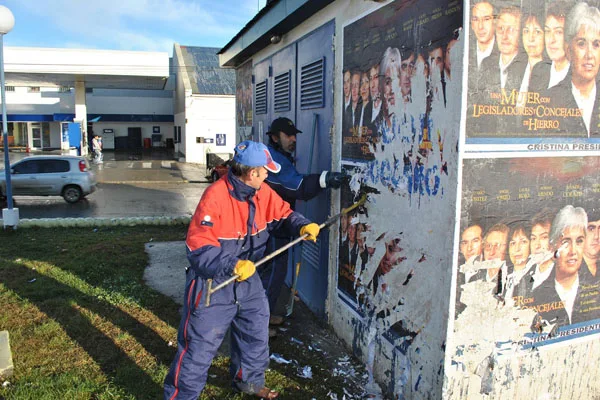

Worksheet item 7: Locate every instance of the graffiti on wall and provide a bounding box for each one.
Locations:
[338,0,461,307]
[236,61,253,141]
[467,0,600,141]
[338,0,462,396]
[456,156,600,354]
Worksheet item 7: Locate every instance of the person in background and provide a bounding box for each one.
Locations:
[471,223,509,287]
[163,140,320,399]
[458,223,484,283]
[532,205,586,326]
[517,0,546,101]
[357,71,371,136]
[92,135,103,164]
[481,5,526,94]
[545,2,600,137]
[513,208,555,298]
[342,69,352,137]
[470,0,498,71]
[503,222,532,299]
[581,206,600,284]
[400,50,416,105]
[366,62,382,135]
[262,117,347,336]
[379,47,402,134]
[530,0,571,91]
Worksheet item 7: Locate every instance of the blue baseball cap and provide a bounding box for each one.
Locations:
[233,140,281,173]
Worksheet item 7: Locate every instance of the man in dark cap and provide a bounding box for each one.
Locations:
[262,117,347,336]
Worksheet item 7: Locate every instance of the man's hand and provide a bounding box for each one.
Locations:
[320,171,350,189]
[300,223,320,242]
[326,172,350,189]
[234,259,256,281]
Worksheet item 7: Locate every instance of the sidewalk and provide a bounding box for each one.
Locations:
[90,159,208,184]
[2,149,210,184]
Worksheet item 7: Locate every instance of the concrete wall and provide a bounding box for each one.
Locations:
[86,89,173,115]
[5,87,71,114]
[443,0,600,397]
[4,87,172,116]
[237,0,600,396]
[173,43,189,116]
[243,0,463,398]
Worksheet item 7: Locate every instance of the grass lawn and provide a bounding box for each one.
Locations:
[0,225,367,399]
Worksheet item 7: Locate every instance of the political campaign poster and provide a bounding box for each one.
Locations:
[456,156,600,349]
[341,0,462,162]
[467,0,600,143]
[236,61,253,141]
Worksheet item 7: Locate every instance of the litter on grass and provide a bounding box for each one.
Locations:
[270,353,292,364]
[290,337,304,345]
[298,365,313,379]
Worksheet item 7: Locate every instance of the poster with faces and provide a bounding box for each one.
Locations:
[467,0,600,140]
[457,156,600,349]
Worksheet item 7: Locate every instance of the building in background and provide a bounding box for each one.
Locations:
[172,45,235,163]
[2,47,172,155]
[1,45,235,164]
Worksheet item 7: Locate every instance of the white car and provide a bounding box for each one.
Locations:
[0,155,97,203]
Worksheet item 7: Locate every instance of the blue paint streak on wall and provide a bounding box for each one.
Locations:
[364,158,441,197]
[415,374,422,391]
[364,113,445,198]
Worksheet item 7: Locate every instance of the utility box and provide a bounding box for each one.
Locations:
[222,0,600,398]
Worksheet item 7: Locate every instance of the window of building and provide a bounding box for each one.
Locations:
[28,87,40,93]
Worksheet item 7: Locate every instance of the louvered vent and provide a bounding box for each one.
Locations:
[300,57,325,109]
[274,71,291,112]
[255,79,267,115]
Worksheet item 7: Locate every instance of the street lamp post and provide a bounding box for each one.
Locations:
[0,6,17,229]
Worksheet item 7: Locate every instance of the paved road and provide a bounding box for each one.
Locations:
[1,151,213,219]
[12,182,208,219]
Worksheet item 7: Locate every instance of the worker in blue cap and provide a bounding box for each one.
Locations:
[262,117,348,336]
[164,140,320,399]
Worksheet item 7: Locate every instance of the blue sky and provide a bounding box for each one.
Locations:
[1,0,267,55]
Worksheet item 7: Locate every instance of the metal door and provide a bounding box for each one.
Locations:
[270,44,297,129]
[68,122,81,154]
[31,123,42,149]
[252,58,271,142]
[293,21,335,319]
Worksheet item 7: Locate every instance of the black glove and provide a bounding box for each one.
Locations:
[325,172,349,189]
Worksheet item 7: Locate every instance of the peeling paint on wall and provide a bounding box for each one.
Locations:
[336,0,463,397]
[447,156,600,398]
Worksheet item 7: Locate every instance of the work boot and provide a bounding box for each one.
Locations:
[269,328,277,338]
[269,315,284,326]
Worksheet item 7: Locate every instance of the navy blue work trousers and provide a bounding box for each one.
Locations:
[164,271,270,399]
[259,235,291,313]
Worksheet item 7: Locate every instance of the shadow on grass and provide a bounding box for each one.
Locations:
[2,260,167,398]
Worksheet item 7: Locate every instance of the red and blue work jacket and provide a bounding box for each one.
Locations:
[186,170,310,301]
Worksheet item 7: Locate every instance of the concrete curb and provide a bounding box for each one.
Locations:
[98,180,190,184]
[0,215,192,229]
[0,331,13,379]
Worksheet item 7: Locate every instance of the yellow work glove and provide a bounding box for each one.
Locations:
[234,259,256,281]
[300,223,320,243]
